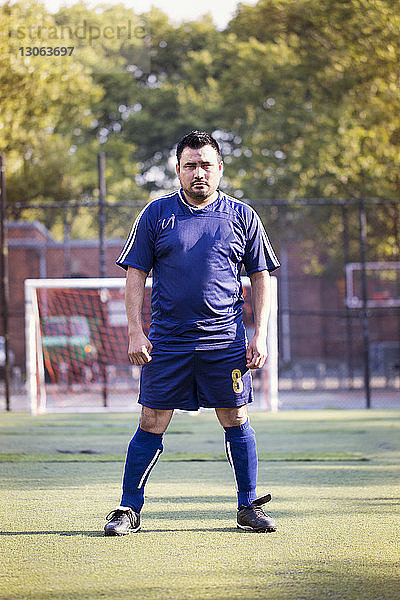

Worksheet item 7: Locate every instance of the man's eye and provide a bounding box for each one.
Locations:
[184,163,213,170]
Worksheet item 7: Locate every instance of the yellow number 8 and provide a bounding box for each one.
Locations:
[231,369,244,393]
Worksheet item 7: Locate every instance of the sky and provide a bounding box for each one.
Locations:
[42,0,258,29]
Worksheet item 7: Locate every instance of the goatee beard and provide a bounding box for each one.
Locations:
[189,184,209,199]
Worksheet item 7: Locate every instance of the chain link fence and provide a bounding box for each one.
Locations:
[1,191,399,410]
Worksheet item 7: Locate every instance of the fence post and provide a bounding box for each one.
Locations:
[98,152,108,407]
[393,203,400,379]
[63,206,71,277]
[98,152,106,279]
[359,199,371,408]
[0,155,10,411]
[341,204,355,387]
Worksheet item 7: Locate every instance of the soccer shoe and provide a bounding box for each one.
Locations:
[104,507,141,536]
[237,494,277,532]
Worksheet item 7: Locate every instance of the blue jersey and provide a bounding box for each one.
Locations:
[116,189,279,350]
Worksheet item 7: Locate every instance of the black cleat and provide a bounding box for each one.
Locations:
[237,494,277,532]
[104,507,141,536]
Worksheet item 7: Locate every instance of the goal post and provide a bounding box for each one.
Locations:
[25,276,278,414]
[25,279,46,415]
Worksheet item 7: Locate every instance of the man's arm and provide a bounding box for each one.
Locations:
[246,270,271,369]
[125,266,153,366]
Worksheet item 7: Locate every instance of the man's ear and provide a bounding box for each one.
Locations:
[176,162,180,176]
[219,161,224,175]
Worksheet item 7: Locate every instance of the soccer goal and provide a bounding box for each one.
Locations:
[25,276,278,414]
[345,261,400,308]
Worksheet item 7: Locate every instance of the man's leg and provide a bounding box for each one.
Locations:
[121,407,173,510]
[215,406,257,508]
[216,406,276,532]
[105,407,173,536]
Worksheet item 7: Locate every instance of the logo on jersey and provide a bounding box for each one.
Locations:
[160,214,176,230]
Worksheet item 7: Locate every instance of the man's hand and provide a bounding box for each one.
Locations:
[246,334,268,369]
[128,331,153,366]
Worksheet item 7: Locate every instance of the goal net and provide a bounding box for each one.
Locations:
[25,277,278,414]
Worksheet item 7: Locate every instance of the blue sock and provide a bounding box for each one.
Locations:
[224,419,258,509]
[120,426,163,513]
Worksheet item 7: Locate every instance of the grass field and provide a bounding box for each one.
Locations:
[1,409,399,600]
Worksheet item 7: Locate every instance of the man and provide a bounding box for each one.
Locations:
[105,131,280,536]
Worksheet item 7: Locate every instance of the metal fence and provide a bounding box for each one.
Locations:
[1,154,399,410]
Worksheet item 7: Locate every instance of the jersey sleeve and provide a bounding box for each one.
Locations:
[242,207,280,275]
[116,204,155,273]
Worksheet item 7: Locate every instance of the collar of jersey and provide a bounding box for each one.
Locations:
[178,188,221,211]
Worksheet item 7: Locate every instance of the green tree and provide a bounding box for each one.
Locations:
[225,0,400,200]
[221,0,400,266]
[2,0,398,263]
[0,0,104,236]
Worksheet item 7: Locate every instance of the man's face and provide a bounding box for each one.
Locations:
[176,145,223,202]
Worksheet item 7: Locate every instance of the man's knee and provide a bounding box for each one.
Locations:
[215,405,248,428]
[139,406,173,434]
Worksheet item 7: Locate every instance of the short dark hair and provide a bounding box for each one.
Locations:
[176,130,221,164]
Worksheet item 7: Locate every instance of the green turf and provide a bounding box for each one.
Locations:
[0,450,367,462]
[1,409,399,600]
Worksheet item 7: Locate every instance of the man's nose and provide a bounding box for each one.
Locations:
[194,165,206,177]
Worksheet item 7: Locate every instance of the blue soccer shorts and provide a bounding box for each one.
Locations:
[138,345,253,411]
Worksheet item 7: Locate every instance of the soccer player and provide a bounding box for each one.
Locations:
[105,131,280,535]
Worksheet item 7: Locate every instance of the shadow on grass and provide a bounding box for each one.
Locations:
[0,530,105,537]
[0,526,241,537]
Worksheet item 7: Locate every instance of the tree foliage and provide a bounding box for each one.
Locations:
[0,0,398,256]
